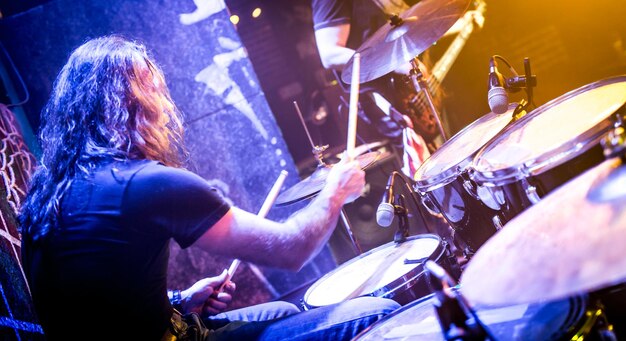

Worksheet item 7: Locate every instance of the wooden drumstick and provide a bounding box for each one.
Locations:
[216,170,289,293]
[346,53,361,161]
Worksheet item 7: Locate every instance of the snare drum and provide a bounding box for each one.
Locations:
[413,104,516,255]
[470,76,626,223]
[354,290,594,340]
[302,234,459,309]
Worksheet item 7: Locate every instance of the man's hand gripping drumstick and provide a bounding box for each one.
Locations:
[215,170,289,294]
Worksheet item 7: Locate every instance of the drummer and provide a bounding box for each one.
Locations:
[19,35,400,341]
[312,0,484,254]
[311,0,484,169]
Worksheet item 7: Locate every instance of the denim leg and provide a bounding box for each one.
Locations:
[256,297,400,340]
[211,301,301,322]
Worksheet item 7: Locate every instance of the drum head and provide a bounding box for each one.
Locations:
[303,235,441,308]
[472,76,626,185]
[414,104,516,190]
[354,290,589,340]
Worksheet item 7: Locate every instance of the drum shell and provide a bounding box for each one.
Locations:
[302,234,460,310]
[419,172,505,255]
[473,136,607,223]
[413,103,518,255]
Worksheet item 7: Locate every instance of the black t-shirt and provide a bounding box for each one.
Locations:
[22,159,230,340]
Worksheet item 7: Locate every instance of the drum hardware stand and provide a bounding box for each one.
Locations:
[425,261,496,341]
[572,300,615,341]
[494,56,537,121]
[409,57,448,143]
[293,101,363,255]
[601,113,626,163]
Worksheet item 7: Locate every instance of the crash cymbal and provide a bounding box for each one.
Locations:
[460,158,626,306]
[342,0,470,84]
[275,151,382,206]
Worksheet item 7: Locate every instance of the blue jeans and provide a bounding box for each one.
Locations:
[201,297,400,340]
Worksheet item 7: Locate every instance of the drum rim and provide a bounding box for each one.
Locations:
[353,287,455,340]
[302,234,443,308]
[470,75,626,186]
[414,103,517,190]
[354,287,591,341]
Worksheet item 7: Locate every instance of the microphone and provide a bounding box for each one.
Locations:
[487,56,509,115]
[376,172,396,227]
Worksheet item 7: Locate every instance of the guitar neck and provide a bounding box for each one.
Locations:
[431,20,476,85]
[428,1,486,93]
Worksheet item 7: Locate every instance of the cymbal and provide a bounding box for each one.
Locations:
[275,151,382,206]
[341,0,470,84]
[460,158,626,306]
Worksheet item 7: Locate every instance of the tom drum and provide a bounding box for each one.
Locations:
[302,234,459,309]
[470,76,626,224]
[413,104,516,255]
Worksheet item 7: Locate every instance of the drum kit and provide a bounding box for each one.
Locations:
[274,0,626,339]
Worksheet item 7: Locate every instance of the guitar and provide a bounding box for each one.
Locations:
[399,0,487,141]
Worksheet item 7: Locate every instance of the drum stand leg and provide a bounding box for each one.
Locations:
[340,208,363,255]
[409,58,447,143]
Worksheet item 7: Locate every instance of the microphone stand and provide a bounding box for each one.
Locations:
[511,58,536,120]
[392,194,410,243]
[391,171,436,235]
[425,261,496,341]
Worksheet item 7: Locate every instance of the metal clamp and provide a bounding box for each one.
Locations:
[521,178,541,204]
[420,193,441,215]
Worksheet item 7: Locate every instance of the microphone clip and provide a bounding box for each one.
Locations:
[491,55,537,93]
[392,194,410,243]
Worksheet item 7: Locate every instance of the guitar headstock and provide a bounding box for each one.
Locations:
[474,0,487,13]
[469,0,487,29]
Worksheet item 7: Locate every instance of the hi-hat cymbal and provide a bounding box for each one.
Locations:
[275,151,382,206]
[460,158,626,306]
[342,0,470,84]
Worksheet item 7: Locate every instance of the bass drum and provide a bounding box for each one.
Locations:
[354,290,596,340]
[413,104,516,255]
[470,76,626,224]
[302,234,460,309]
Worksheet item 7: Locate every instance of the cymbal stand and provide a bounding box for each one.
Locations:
[293,101,363,255]
[294,101,330,167]
[409,57,448,143]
